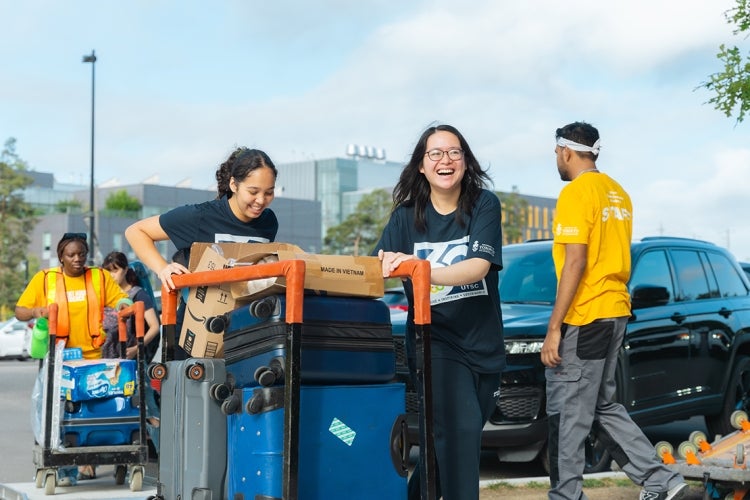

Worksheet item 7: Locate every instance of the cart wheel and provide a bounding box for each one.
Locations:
[44,471,55,495]
[221,395,241,415]
[731,410,748,430]
[737,443,746,465]
[689,430,708,447]
[678,441,697,459]
[186,363,204,381]
[35,469,44,488]
[654,440,674,457]
[115,465,127,485]
[210,382,231,402]
[130,466,144,491]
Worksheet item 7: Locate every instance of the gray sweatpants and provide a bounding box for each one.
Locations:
[546,317,683,500]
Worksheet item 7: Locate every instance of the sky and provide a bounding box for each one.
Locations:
[3,1,750,258]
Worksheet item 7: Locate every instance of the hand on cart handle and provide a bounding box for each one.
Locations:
[387,259,431,325]
[161,259,306,325]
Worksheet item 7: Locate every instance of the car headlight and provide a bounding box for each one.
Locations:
[505,340,544,354]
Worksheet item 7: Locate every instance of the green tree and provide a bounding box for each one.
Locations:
[497,186,529,244]
[701,0,750,123]
[105,189,142,213]
[0,138,37,319]
[323,189,392,256]
[55,198,83,213]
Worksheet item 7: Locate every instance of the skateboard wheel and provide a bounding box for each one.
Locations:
[689,430,708,447]
[654,441,674,457]
[731,410,748,430]
[677,441,697,459]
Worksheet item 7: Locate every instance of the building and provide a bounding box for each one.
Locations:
[276,152,404,239]
[22,171,321,270]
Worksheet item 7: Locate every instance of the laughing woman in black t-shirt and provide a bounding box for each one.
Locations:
[374,124,504,500]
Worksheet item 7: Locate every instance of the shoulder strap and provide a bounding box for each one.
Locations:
[44,268,70,339]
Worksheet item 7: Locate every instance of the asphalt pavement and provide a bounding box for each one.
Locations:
[0,358,713,499]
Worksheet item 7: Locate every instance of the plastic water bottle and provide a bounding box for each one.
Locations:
[30,317,49,359]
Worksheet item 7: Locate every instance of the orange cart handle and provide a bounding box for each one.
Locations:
[162,259,306,325]
[117,300,145,342]
[389,260,431,326]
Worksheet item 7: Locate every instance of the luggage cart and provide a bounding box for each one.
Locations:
[390,260,436,500]
[32,301,149,496]
[146,259,306,500]
[145,257,434,500]
[656,410,750,499]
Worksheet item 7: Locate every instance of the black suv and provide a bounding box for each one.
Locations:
[392,237,750,473]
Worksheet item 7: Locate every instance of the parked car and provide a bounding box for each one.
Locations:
[392,237,750,474]
[0,318,33,360]
[740,262,750,283]
[380,287,409,315]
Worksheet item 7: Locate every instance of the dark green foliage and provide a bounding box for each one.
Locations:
[0,138,37,319]
[701,0,750,123]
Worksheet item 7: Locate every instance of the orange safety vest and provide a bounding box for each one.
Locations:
[43,267,105,347]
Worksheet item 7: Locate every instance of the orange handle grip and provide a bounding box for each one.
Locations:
[162,259,306,325]
[389,260,431,325]
[117,300,145,341]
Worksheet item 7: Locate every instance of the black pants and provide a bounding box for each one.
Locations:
[407,357,500,500]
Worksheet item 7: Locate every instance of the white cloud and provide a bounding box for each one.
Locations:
[2,0,750,256]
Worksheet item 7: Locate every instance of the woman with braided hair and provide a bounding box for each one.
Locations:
[125,147,279,359]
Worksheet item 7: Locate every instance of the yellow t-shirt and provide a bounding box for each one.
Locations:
[16,268,128,359]
[552,171,632,325]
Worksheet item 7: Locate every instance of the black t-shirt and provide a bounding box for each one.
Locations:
[159,196,279,262]
[374,189,505,373]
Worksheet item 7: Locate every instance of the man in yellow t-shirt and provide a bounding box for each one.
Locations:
[540,122,687,500]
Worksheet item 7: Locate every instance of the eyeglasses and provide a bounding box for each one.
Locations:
[425,149,464,162]
[62,232,87,241]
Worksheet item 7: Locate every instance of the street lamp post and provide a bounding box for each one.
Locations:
[82,50,96,263]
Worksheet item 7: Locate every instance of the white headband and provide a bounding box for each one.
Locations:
[556,137,601,155]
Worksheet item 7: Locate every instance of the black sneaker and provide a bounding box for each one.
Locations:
[639,482,688,500]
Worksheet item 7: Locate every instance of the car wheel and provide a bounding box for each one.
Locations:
[583,430,611,474]
[538,441,550,474]
[706,356,750,439]
[539,432,611,475]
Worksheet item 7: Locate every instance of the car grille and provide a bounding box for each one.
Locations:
[493,385,544,422]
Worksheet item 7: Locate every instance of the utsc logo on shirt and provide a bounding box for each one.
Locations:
[555,223,580,237]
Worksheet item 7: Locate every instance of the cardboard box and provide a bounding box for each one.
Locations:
[180,242,385,358]
[61,358,136,401]
[187,242,384,300]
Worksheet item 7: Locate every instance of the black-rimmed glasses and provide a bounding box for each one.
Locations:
[425,149,464,162]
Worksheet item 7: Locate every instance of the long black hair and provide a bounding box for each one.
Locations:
[393,124,491,232]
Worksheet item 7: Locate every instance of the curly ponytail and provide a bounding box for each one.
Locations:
[215,147,278,199]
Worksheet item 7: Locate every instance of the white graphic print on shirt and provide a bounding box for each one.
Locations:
[414,236,488,306]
